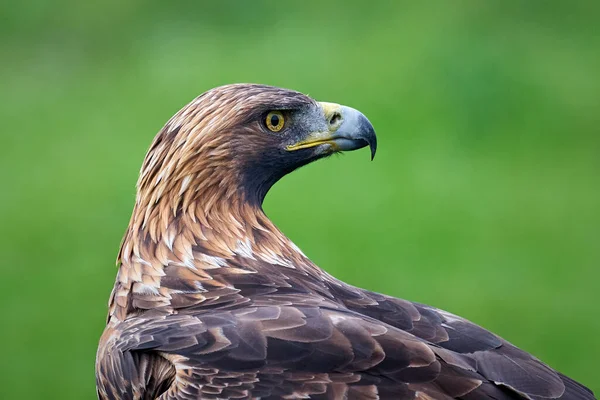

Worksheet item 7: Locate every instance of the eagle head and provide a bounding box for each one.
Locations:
[136,84,376,210]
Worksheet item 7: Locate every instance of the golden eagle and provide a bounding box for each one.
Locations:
[96,84,594,399]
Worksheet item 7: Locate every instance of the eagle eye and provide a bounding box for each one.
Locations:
[265,111,285,132]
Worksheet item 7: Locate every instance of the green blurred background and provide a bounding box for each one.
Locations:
[1,1,598,397]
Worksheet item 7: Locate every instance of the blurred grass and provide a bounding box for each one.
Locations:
[1,1,599,397]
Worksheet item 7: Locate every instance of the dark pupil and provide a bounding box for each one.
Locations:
[270,115,280,127]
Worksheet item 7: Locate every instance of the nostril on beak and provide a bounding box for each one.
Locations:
[329,112,342,127]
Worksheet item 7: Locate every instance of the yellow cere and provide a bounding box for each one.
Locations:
[318,102,342,127]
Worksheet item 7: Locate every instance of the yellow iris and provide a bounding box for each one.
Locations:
[265,111,285,132]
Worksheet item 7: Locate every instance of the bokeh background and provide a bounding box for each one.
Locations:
[1,1,599,397]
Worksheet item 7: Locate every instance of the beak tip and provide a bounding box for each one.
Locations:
[370,141,377,160]
[355,113,377,161]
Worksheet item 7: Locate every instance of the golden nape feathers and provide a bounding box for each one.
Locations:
[96,84,593,400]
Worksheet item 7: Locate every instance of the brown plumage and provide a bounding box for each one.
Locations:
[96,84,594,400]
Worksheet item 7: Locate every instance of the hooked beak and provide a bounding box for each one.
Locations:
[286,102,377,160]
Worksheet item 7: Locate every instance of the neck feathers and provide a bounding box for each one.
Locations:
[109,180,313,321]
